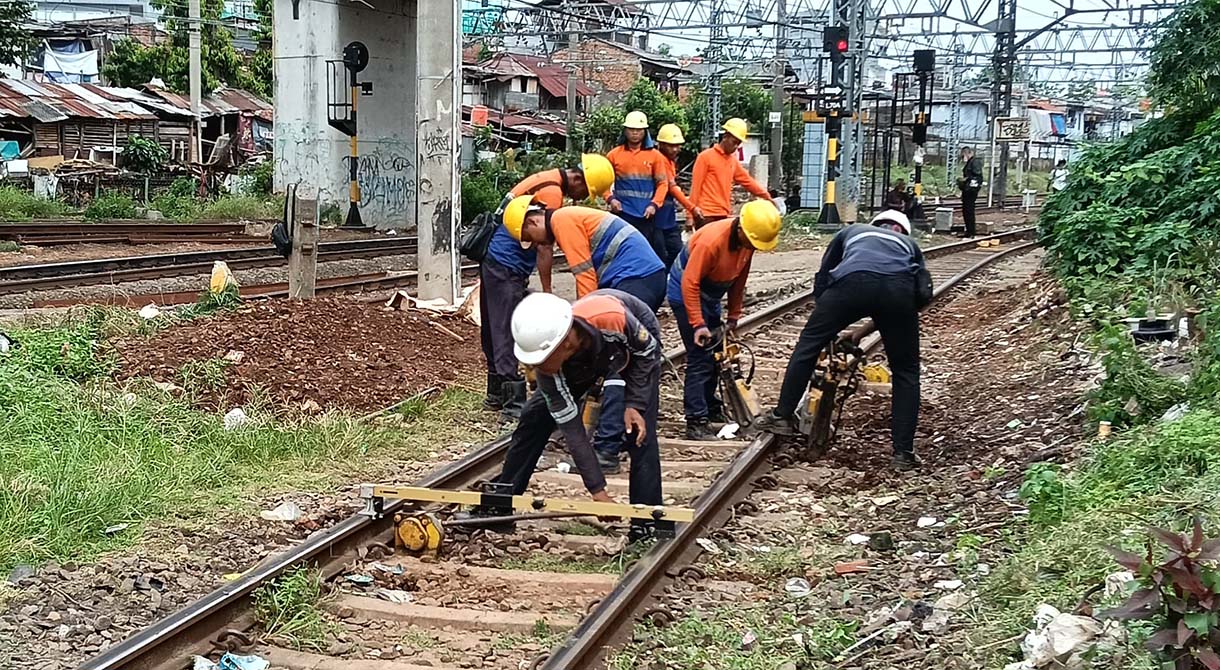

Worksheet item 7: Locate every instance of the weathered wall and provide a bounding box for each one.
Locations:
[273,0,418,229]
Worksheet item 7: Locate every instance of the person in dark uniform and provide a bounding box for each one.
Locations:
[958,147,984,238]
[883,179,914,217]
[755,210,929,471]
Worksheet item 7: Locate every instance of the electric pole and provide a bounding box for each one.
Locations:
[566,71,576,153]
[768,0,786,191]
[188,0,202,163]
[991,0,1017,208]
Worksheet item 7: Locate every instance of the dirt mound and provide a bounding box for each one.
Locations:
[114,297,483,413]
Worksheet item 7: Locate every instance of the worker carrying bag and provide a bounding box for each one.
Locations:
[458,211,497,263]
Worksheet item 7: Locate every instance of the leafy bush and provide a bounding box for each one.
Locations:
[244,160,274,195]
[0,186,69,219]
[1104,519,1220,669]
[122,135,169,173]
[198,195,278,221]
[1089,326,1188,427]
[85,191,138,220]
[1019,463,1067,525]
[151,178,201,220]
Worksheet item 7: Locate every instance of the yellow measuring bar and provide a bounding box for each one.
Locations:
[360,484,695,523]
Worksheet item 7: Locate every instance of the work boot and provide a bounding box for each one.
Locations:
[483,373,505,411]
[596,450,622,475]
[685,417,717,441]
[891,451,921,472]
[754,410,799,437]
[500,380,527,419]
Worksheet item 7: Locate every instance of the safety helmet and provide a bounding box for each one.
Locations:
[656,123,685,145]
[580,153,615,196]
[623,110,649,129]
[504,194,545,248]
[871,209,912,235]
[722,117,749,142]
[739,200,782,251]
[512,292,575,366]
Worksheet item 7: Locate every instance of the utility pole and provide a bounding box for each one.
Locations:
[945,44,964,190]
[768,0,786,191]
[990,0,1017,208]
[565,70,576,153]
[704,8,726,147]
[188,0,202,163]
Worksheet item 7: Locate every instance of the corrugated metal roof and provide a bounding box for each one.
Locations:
[0,78,272,122]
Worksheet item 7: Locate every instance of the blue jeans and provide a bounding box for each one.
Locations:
[670,297,725,421]
[652,226,683,268]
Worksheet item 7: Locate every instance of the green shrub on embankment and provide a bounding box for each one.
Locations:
[967,3,1220,660]
[0,186,69,219]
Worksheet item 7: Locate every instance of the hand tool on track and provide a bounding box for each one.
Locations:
[795,335,865,461]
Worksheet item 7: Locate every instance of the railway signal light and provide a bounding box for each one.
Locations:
[823,26,849,56]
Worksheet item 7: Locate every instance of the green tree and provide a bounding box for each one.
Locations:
[1148,0,1220,119]
[102,0,261,95]
[682,77,771,145]
[0,1,33,68]
[578,78,689,151]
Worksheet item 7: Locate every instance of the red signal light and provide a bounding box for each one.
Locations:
[836,39,848,52]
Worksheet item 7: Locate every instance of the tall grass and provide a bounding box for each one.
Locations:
[0,309,474,570]
[0,186,69,219]
[199,195,279,221]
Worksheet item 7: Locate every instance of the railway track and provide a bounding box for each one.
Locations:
[78,228,1038,670]
[0,237,419,295]
[0,222,251,242]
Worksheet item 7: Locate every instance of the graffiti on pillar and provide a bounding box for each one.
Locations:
[422,126,452,163]
[346,149,416,217]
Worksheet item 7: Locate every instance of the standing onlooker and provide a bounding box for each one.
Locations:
[957,147,984,238]
[606,111,668,263]
[1050,159,1069,193]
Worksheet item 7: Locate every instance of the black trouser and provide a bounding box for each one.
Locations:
[492,372,663,506]
[479,259,528,380]
[774,272,921,454]
[611,269,667,313]
[670,297,724,421]
[961,188,979,237]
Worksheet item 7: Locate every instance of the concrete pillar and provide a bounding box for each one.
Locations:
[273,0,419,231]
[288,190,319,298]
[414,0,461,302]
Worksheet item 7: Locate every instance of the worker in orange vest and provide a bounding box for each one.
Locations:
[667,200,782,438]
[480,155,615,418]
[606,111,669,263]
[653,123,698,267]
[688,118,774,227]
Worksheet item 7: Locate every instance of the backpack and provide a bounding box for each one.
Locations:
[458,211,497,262]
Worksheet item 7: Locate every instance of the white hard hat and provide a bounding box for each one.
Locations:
[511,292,575,366]
[870,209,911,235]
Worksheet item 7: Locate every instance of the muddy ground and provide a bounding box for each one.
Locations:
[114,297,483,414]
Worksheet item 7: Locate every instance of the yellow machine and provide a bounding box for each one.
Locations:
[796,337,864,460]
[392,512,444,556]
[715,334,761,426]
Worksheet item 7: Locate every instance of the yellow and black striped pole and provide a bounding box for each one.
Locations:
[344,78,363,228]
[818,112,842,225]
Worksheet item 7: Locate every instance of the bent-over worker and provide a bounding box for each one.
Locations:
[492,290,663,540]
[505,199,666,474]
[480,155,615,418]
[668,200,782,439]
[756,210,928,471]
[688,118,772,227]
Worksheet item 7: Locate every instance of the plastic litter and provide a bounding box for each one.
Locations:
[1009,604,1104,669]
[345,574,374,585]
[138,304,161,320]
[695,538,722,555]
[209,261,239,294]
[917,516,938,528]
[223,408,249,431]
[0,331,15,353]
[1103,570,1134,597]
[785,577,812,598]
[740,630,757,650]
[717,422,740,439]
[193,653,270,670]
[933,579,963,590]
[846,533,870,545]
[102,523,129,536]
[259,501,304,523]
[370,562,405,576]
[377,588,413,604]
[1160,402,1189,422]
[554,462,572,474]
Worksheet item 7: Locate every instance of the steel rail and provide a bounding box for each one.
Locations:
[77,227,1037,670]
[541,238,1042,669]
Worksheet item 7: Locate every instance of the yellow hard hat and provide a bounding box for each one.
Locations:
[739,200,782,251]
[656,123,685,145]
[580,153,615,196]
[722,117,749,141]
[623,110,649,129]
[503,194,542,247]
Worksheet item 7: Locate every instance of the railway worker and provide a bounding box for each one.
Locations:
[653,123,698,267]
[605,111,668,263]
[669,200,782,439]
[480,155,616,419]
[756,210,929,471]
[492,290,664,541]
[504,197,666,473]
[688,118,774,228]
[957,146,984,238]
